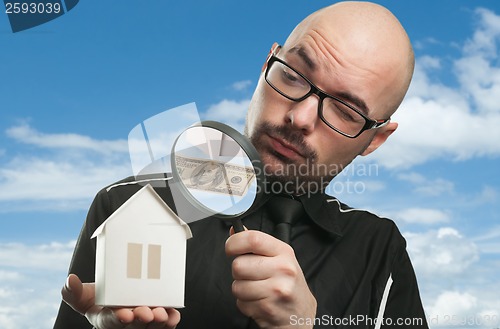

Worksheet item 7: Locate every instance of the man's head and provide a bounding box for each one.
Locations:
[245,1,414,194]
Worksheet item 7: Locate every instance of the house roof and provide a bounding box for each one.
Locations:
[91,184,193,239]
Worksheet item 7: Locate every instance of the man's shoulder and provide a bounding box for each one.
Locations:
[104,174,172,190]
[323,195,391,221]
[93,174,173,210]
[323,195,403,241]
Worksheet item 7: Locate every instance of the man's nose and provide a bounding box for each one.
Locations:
[285,95,320,134]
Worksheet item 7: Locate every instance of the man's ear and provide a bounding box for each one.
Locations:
[361,122,398,156]
[261,42,280,72]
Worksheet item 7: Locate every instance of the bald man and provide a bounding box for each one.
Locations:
[55,2,428,329]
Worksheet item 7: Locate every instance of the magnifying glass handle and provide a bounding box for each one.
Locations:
[233,218,244,233]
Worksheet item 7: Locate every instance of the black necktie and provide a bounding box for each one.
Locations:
[266,195,306,244]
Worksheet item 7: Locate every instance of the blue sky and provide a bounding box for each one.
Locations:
[1,1,500,328]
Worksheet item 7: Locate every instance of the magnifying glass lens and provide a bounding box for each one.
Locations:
[172,124,259,219]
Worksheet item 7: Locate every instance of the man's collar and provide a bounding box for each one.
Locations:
[296,193,343,237]
[220,192,345,238]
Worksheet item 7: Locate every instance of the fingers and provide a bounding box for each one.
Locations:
[113,308,135,324]
[165,308,181,328]
[130,306,167,323]
[232,271,298,303]
[226,229,292,257]
[89,306,123,328]
[113,307,180,329]
[226,229,315,328]
[61,275,180,329]
[61,274,82,306]
[61,274,96,315]
[114,307,157,328]
[146,308,181,329]
[232,279,269,301]
[231,253,274,280]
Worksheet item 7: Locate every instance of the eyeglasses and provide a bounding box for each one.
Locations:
[264,46,390,138]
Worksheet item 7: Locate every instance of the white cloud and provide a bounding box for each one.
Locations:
[7,123,128,154]
[0,241,74,329]
[0,241,75,271]
[473,225,500,242]
[413,37,442,50]
[405,227,500,328]
[0,157,129,202]
[397,172,455,196]
[0,271,21,281]
[427,290,500,328]
[455,55,500,113]
[462,8,500,59]
[417,55,441,70]
[231,80,253,91]
[476,185,498,202]
[393,208,450,225]
[431,291,477,317]
[203,98,250,133]
[473,225,500,254]
[405,227,479,277]
[370,95,500,168]
[0,124,132,211]
[367,8,500,169]
[0,288,13,299]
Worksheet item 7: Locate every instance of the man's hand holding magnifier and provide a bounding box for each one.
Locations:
[226,229,317,329]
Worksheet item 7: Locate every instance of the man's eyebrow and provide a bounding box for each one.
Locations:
[288,46,317,71]
[287,45,370,116]
[336,91,370,116]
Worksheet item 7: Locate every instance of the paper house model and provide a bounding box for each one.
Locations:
[91,184,193,307]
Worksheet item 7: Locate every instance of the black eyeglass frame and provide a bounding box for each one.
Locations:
[264,48,390,138]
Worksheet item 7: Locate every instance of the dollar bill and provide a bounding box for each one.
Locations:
[174,155,256,196]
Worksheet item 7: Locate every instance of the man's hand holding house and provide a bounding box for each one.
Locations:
[62,273,181,329]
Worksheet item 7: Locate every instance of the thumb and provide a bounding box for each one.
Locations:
[61,274,95,315]
[61,274,82,306]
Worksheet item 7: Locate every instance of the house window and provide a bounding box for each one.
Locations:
[127,243,142,279]
[127,243,162,279]
[148,244,161,279]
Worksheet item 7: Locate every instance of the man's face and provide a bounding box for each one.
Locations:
[245,19,405,193]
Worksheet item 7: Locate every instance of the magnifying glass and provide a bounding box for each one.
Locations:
[170,121,267,232]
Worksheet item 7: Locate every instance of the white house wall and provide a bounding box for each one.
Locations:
[94,234,106,305]
[100,225,188,307]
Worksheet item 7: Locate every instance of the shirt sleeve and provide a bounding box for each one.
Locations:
[53,188,112,329]
[381,241,428,329]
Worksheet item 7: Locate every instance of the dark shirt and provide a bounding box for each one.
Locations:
[53,176,428,329]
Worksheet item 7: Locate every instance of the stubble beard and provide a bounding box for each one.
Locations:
[248,122,337,195]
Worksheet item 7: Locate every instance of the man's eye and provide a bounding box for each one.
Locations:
[333,105,352,120]
[282,69,299,81]
[281,68,305,87]
[331,103,361,123]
